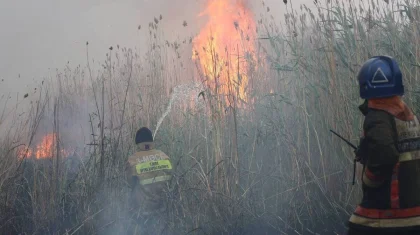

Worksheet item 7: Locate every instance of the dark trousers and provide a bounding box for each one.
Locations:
[348,227,420,235]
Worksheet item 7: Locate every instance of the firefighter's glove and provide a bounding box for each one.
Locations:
[354,137,368,165]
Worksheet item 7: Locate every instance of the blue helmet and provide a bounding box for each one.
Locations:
[357,55,404,99]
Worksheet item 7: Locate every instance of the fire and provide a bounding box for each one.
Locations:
[192,0,256,104]
[35,133,56,159]
[17,146,32,160]
[17,133,71,160]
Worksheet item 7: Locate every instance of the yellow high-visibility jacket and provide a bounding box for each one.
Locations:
[126,142,173,214]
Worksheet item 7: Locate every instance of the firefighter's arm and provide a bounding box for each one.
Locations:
[159,150,174,180]
[362,111,399,187]
[125,160,138,189]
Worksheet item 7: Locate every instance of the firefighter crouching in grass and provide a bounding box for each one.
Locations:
[347,56,420,235]
[126,127,173,231]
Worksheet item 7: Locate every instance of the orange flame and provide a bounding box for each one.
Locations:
[35,133,56,159]
[192,0,256,104]
[17,133,71,160]
[17,146,33,160]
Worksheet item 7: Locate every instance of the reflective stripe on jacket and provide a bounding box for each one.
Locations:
[126,142,173,212]
[349,108,420,230]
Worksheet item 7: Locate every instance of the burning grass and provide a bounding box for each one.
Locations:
[1,0,420,234]
[18,133,71,159]
[192,0,257,105]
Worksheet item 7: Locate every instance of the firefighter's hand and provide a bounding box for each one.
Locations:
[354,137,368,165]
[354,153,362,163]
[354,147,365,164]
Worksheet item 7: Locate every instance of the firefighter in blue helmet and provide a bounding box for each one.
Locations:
[348,56,420,235]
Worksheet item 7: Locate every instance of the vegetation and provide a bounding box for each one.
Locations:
[1,0,420,234]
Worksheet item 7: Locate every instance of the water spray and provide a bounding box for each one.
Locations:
[153,82,204,139]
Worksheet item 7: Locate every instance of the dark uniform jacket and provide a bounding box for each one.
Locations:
[349,101,420,233]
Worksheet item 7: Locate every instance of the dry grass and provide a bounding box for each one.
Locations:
[1,0,420,234]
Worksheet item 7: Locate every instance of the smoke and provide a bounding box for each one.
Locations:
[0,0,319,98]
[0,0,208,148]
[0,0,205,96]
[0,1,335,234]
